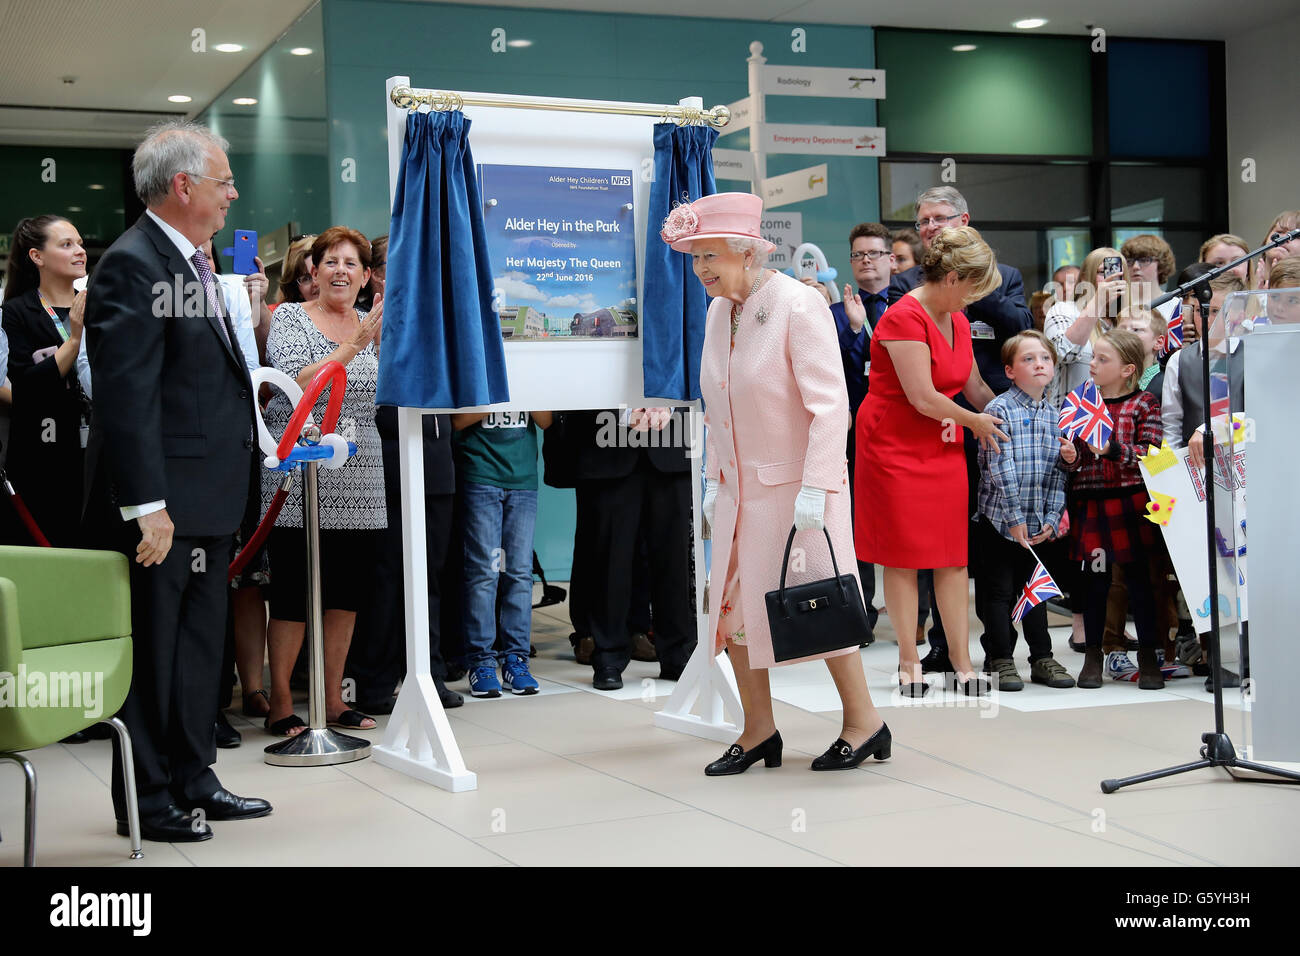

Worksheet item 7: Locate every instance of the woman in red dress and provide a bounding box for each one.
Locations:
[855,226,1008,696]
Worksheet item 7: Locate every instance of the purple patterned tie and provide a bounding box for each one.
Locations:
[191,248,232,346]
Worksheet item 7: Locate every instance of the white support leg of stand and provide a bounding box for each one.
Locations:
[372,407,477,791]
[654,405,744,742]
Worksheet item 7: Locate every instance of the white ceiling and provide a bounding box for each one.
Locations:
[0,0,1293,148]
[0,0,317,145]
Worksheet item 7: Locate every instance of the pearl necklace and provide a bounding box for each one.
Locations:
[730,269,768,337]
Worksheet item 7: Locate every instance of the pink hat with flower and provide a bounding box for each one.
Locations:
[659,192,776,254]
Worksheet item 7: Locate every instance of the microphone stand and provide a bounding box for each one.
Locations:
[1101,227,1300,793]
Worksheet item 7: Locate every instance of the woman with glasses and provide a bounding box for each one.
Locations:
[275,235,319,308]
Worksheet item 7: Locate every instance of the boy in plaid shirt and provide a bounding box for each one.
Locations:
[976,330,1078,690]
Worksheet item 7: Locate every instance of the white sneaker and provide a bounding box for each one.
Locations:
[1106,651,1140,682]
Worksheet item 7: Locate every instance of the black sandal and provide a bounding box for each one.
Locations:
[265,714,307,737]
[242,689,271,717]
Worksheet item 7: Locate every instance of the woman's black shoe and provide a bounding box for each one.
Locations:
[811,723,891,771]
[897,669,929,698]
[704,731,782,776]
[947,673,991,697]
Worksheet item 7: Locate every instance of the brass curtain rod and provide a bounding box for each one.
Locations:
[390,86,731,129]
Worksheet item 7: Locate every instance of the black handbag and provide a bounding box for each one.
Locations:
[765,526,870,662]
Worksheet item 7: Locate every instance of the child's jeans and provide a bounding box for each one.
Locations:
[461,482,538,668]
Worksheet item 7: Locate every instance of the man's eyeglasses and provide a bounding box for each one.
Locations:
[1129,256,1159,268]
[186,171,237,192]
[915,213,961,230]
[849,250,891,262]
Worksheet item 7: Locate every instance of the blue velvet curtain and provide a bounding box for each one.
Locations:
[377,110,509,409]
[641,123,718,401]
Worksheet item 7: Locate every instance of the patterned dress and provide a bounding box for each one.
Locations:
[260,302,387,530]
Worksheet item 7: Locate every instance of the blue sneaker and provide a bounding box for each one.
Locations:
[468,663,502,698]
[501,654,539,695]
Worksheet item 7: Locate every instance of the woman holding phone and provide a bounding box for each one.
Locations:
[1,215,91,547]
[1044,247,1126,406]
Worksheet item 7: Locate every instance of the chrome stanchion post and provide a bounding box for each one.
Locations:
[265,425,371,767]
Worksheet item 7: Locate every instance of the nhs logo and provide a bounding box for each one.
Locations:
[610,175,631,186]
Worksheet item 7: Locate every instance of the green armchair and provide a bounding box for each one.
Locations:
[0,545,142,865]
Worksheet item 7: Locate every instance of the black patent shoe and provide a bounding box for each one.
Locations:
[704,731,782,776]
[811,723,892,771]
[947,673,991,697]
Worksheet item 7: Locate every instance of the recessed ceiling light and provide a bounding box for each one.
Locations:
[952,44,977,52]
[1012,18,1048,29]
[67,206,83,212]
[289,47,313,56]
[232,97,258,106]
[87,183,105,190]
[215,43,244,53]
[506,38,533,48]
[168,94,192,103]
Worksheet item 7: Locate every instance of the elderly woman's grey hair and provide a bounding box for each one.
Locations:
[916,185,968,217]
[725,235,771,267]
[133,121,231,207]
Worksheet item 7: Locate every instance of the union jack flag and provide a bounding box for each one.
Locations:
[1161,300,1183,356]
[1059,379,1114,447]
[1210,371,1230,420]
[1012,561,1063,622]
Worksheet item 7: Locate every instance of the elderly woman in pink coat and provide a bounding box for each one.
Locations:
[661,192,889,776]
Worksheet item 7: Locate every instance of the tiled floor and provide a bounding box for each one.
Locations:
[2,587,1296,867]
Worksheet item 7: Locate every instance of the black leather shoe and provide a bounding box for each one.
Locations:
[214,713,242,749]
[705,731,782,776]
[117,805,212,843]
[593,668,623,691]
[435,678,464,709]
[179,788,272,821]
[811,723,891,770]
[920,645,955,674]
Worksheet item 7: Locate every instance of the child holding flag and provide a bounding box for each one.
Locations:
[1065,329,1165,689]
[976,330,1078,690]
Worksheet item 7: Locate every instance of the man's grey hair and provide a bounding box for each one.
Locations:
[916,186,968,217]
[133,121,230,207]
[725,235,771,266]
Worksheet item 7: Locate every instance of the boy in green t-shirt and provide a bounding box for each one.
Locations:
[452,410,553,697]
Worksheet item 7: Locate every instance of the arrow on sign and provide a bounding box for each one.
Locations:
[848,76,877,89]
[808,174,825,188]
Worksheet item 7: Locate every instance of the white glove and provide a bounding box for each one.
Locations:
[702,479,718,529]
[793,486,826,531]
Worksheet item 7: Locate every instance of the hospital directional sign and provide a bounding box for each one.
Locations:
[755,123,886,157]
[761,66,885,99]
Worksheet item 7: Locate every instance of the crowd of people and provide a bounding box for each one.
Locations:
[1,118,1296,829]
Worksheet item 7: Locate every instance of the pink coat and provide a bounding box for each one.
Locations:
[701,271,861,669]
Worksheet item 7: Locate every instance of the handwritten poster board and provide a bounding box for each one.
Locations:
[479,163,638,341]
[1140,443,1247,636]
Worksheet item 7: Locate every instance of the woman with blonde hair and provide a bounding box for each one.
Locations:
[855,225,1007,696]
[1043,246,1126,406]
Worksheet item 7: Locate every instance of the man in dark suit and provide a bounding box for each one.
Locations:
[84,121,270,843]
[830,221,896,644]
[888,186,1033,671]
[566,406,696,689]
